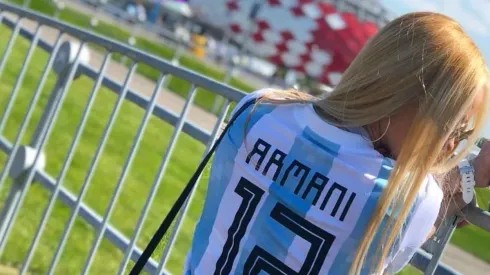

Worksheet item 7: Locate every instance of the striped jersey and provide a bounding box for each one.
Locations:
[185,90,443,275]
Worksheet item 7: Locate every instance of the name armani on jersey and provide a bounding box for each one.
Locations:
[245,138,357,222]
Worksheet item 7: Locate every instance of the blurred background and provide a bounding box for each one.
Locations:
[73,0,490,136]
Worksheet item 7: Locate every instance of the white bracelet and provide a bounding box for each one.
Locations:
[458,159,476,204]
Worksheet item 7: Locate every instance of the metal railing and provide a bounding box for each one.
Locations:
[0,1,240,274]
[0,1,488,275]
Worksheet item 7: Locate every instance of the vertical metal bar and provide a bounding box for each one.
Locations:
[0,23,41,134]
[47,62,138,275]
[211,67,235,114]
[0,16,22,78]
[117,85,197,275]
[0,41,86,257]
[19,53,112,275]
[81,73,168,275]
[30,53,71,148]
[0,12,5,27]
[424,217,458,275]
[0,33,63,242]
[0,173,25,243]
[158,100,231,272]
[0,24,42,192]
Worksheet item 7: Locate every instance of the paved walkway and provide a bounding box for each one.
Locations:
[4,5,490,275]
[65,0,278,91]
[4,11,221,133]
[0,265,19,275]
[442,245,490,274]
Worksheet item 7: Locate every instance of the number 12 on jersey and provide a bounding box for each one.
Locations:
[215,177,336,275]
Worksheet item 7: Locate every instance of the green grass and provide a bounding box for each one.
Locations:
[397,266,422,275]
[0,25,207,275]
[8,0,257,113]
[450,188,490,263]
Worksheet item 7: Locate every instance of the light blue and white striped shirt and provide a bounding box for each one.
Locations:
[185,90,442,275]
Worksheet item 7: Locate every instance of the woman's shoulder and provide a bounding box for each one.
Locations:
[230,89,276,118]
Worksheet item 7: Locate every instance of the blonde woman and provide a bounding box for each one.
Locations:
[185,12,490,274]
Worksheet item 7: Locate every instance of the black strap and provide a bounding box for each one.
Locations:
[129,99,256,275]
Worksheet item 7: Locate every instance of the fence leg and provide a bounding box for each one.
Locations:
[0,40,88,251]
[0,173,26,240]
[422,215,458,275]
[0,73,66,247]
[0,76,65,248]
[0,146,46,245]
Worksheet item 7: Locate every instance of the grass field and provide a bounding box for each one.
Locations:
[0,24,209,274]
[0,1,489,275]
[7,0,257,113]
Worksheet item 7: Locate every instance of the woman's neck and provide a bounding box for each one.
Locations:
[313,104,395,159]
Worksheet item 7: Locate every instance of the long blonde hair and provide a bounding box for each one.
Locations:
[254,12,489,274]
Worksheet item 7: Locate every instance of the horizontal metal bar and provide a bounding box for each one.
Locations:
[0,137,166,274]
[463,205,490,232]
[0,1,246,103]
[0,136,12,154]
[33,170,165,274]
[1,13,53,53]
[77,65,212,144]
[411,249,461,275]
[33,169,166,275]
[0,136,459,275]
[1,13,216,145]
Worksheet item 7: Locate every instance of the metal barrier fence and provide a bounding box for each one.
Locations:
[0,1,488,274]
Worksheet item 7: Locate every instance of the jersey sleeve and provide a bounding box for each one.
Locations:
[384,175,443,274]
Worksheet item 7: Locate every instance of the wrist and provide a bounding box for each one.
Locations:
[435,195,466,229]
